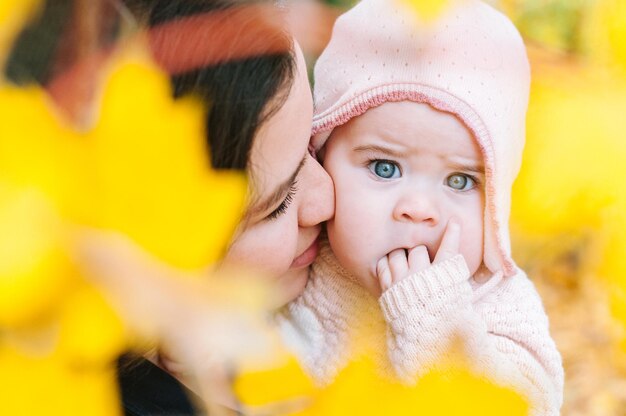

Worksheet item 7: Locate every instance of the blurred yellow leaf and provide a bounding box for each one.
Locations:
[511,50,626,361]
[290,357,527,416]
[0,29,248,416]
[0,84,91,220]
[235,356,316,407]
[0,0,41,67]
[601,206,626,342]
[90,54,247,269]
[0,344,121,416]
[0,184,76,328]
[236,343,528,416]
[512,61,626,236]
[583,0,626,72]
[57,286,127,367]
[397,0,452,21]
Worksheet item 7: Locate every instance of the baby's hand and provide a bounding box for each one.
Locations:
[377,220,461,292]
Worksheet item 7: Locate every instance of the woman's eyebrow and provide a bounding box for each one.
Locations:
[249,154,307,217]
[353,144,404,159]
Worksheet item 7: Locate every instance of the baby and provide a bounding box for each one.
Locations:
[278,0,564,415]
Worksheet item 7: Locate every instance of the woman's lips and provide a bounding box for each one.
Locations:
[290,236,320,269]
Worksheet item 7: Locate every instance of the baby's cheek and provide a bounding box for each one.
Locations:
[461,224,484,276]
[333,195,374,243]
[331,198,381,274]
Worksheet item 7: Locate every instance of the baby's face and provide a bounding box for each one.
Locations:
[323,101,485,296]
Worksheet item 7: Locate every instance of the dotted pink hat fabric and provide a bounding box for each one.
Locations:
[311,0,530,277]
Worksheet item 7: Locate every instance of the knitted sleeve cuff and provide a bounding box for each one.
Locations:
[378,254,471,322]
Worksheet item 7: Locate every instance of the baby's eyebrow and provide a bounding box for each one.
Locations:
[353,144,404,159]
[449,161,485,174]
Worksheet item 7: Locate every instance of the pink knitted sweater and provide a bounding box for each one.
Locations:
[277,240,563,415]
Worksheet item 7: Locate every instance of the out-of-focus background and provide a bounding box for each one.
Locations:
[1,0,626,415]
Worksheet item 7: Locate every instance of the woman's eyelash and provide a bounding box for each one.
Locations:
[267,182,298,220]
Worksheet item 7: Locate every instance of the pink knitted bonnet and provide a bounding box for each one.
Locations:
[311,0,530,277]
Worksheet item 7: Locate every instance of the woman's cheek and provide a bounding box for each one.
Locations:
[226,216,299,276]
[257,217,299,273]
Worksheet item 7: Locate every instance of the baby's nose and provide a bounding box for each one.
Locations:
[392,192,439,226]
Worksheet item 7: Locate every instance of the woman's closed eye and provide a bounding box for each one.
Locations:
[266,182,298,220]
[446,173,478,191]
[368,159,401,179]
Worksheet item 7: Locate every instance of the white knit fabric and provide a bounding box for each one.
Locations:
[277,241,564,415]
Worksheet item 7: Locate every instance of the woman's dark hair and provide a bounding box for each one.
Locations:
[146,0,296,169]
[4,0,295,170]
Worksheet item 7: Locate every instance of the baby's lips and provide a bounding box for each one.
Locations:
[399,243,435,263]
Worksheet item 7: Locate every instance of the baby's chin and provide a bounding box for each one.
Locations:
[325,237,382,296]
[329,253,380,296]
[350,263,383,297]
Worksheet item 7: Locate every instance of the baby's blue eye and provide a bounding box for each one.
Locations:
[447,174,475,191]
[369,160,400,179]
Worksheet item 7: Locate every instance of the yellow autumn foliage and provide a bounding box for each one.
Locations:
[90,53,247,269]
[511,57,626,323]
[510,54,626,411]
[0,84,89,220]
[493,1,626,413]
[0,8,247,412]
[0,46,247,318]
[582,0,626,72]
[56,286,127,367]
[301,358,528,416]
[0,342,121,416]
[0,184,76,328]
[0,0,41,67]
[235,353,528,416]
[396,0,453,21]
[512,63,626,236]
[235,356,316,407]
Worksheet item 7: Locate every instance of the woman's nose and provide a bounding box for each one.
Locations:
[298,155,334,227]
[392,190,439,226]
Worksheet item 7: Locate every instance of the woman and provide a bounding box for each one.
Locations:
[89,0,335,414]
[148,0,333,304]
